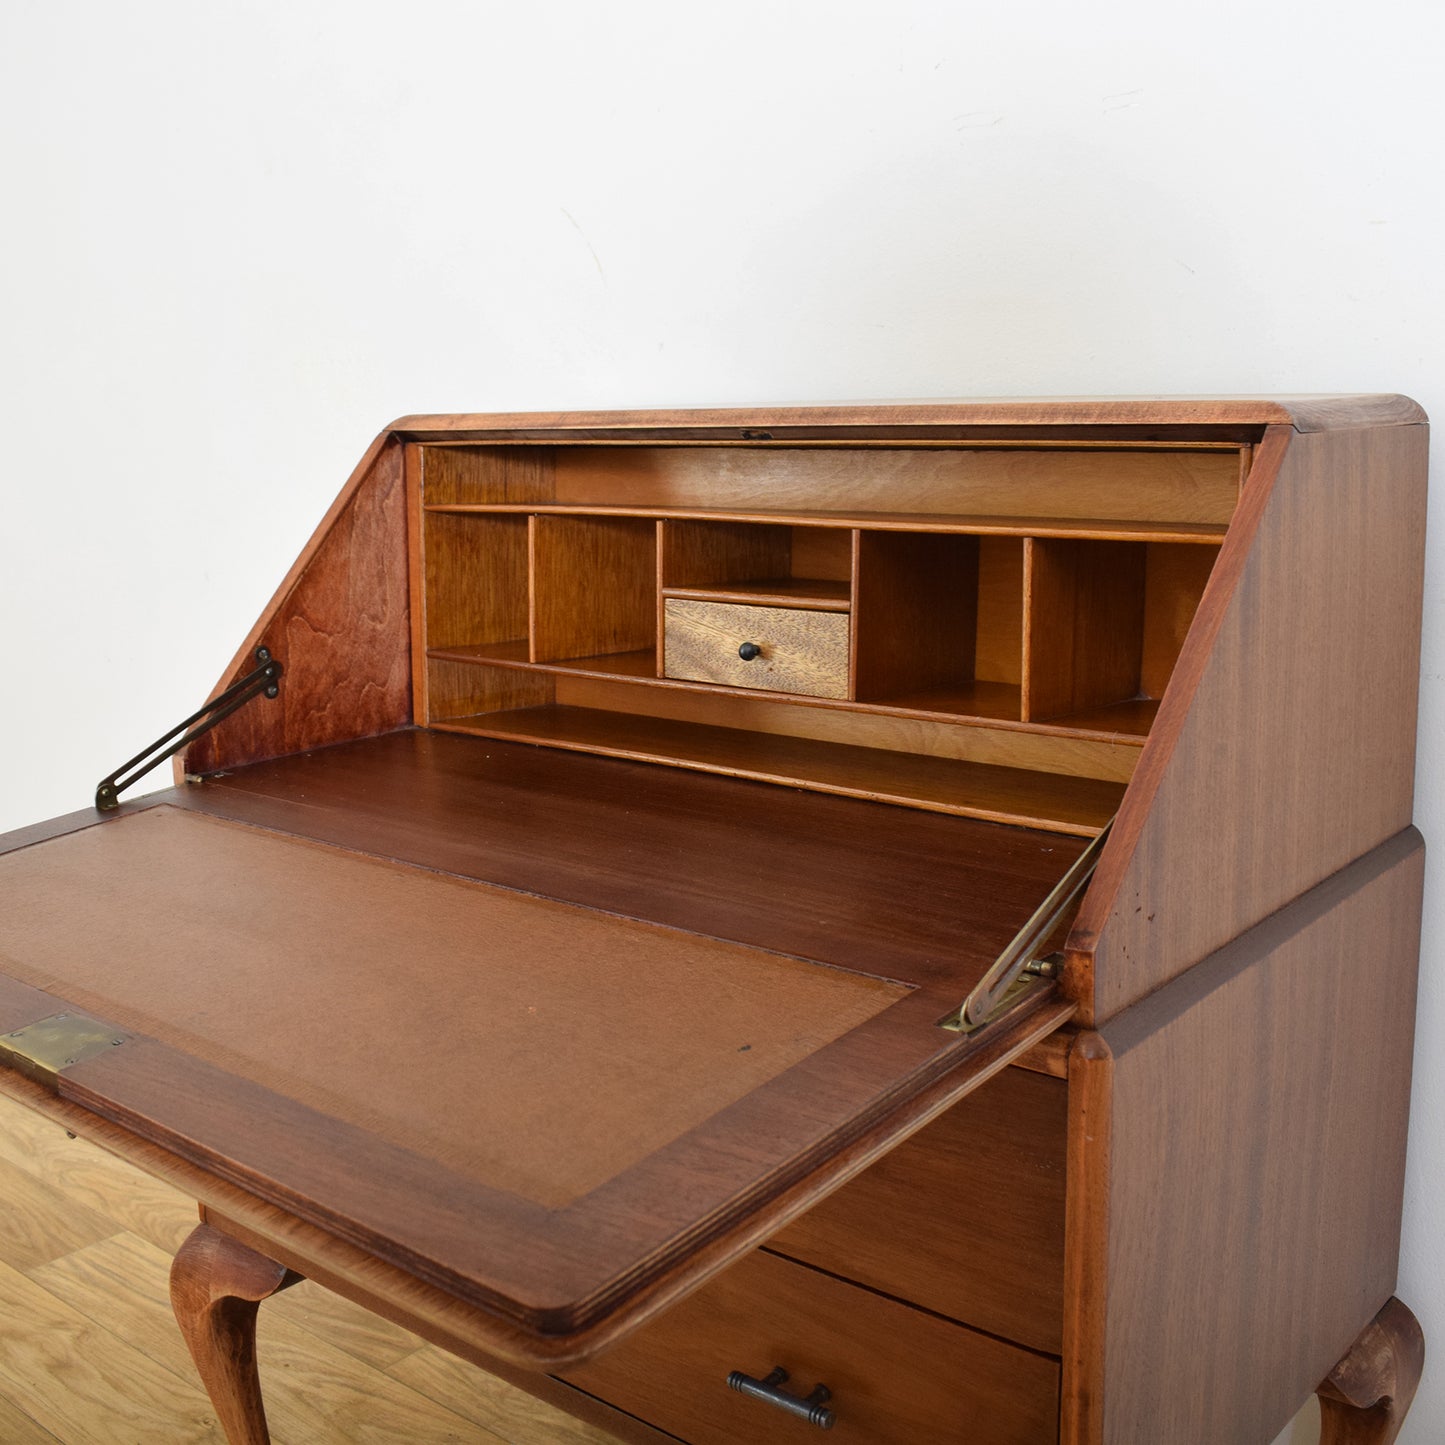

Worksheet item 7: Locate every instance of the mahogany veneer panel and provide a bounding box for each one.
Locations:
[184,436,412,775]
[1072,423,1430,1021]
[853,532,983,702]
[423,513,528,650]
[1024,539,1147,722]
[1095,829,1423,1445]
[169,730,1090,992]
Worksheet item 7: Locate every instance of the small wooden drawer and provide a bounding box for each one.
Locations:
[663,599,850,698]
[562,1248,1059,1444]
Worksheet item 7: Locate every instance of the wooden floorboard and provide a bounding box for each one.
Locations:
[0,1091,618,1443]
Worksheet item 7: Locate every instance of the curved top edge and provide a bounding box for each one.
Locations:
[388,394,1426,437]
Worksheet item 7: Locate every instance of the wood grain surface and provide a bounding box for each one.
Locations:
[162,729,1090,990]
[422,512,528,650]
[0,805,907,1210]
[853,531,982,702]
[1024,538,1146,723]
[1070,422,1429,1022]
[422,444,554,505]
[530,514,656,662]
[392,394,1425,440]
[181,437,412,777]
[438,704,1122,831]
[549,443,1241,523]
[563,1246,1060,1445]
[1094,830,1423,1445]
[767,1064,1067,1354]
[0,760,1081,1357]
[663,598,850,697]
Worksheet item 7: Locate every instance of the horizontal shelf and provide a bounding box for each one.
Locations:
[1033,698,1160,737]
[861,681,1023,724]
[430,705,1122,836]
[430,640,658,681]
[425,646,1154,745]
[660,577,852,611]
[424,503,1228,546]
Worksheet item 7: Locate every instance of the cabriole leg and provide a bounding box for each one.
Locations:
[1316,1297,1424,1445]
[169,1222,300,1445]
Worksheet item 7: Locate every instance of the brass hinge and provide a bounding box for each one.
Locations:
[0,1013,129,1089]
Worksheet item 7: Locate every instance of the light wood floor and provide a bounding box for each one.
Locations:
[0,1090,618,1443]
[0,1088,1324,1445]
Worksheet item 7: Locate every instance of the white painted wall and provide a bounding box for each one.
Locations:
[0,4,1439,1440]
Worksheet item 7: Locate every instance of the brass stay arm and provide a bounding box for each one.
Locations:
[940,819,1114,1034]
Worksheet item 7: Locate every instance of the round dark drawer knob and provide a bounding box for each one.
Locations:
[738,642,762,661]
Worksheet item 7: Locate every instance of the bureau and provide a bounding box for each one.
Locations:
[0,397,1428,1444]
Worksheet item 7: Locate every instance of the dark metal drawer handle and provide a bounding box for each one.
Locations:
[727,1367,835,1429]
[738,641,762,661]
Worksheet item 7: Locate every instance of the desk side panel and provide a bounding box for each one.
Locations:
[1072,422,1428,1023]
[180,433,412,775]
[1095,831,1422,1445]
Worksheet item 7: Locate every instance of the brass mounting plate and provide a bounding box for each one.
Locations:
[937,976,1043,1034]
[0,1012,129,1089]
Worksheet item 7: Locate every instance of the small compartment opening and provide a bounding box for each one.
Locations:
[853,532,1024,722]
[660,520,853,611]
[424,514,529,654]
[1023,539,1219,733]
[531,515,658,664]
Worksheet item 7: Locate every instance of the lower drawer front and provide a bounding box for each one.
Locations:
[563,1249,1059,1445]
[767,1064,1067,1354]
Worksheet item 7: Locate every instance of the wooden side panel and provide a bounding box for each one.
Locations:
[1095,833,1422,1445]
[1071,423,1429,1022]
[424,514,529,650]
[182,435,411,775]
